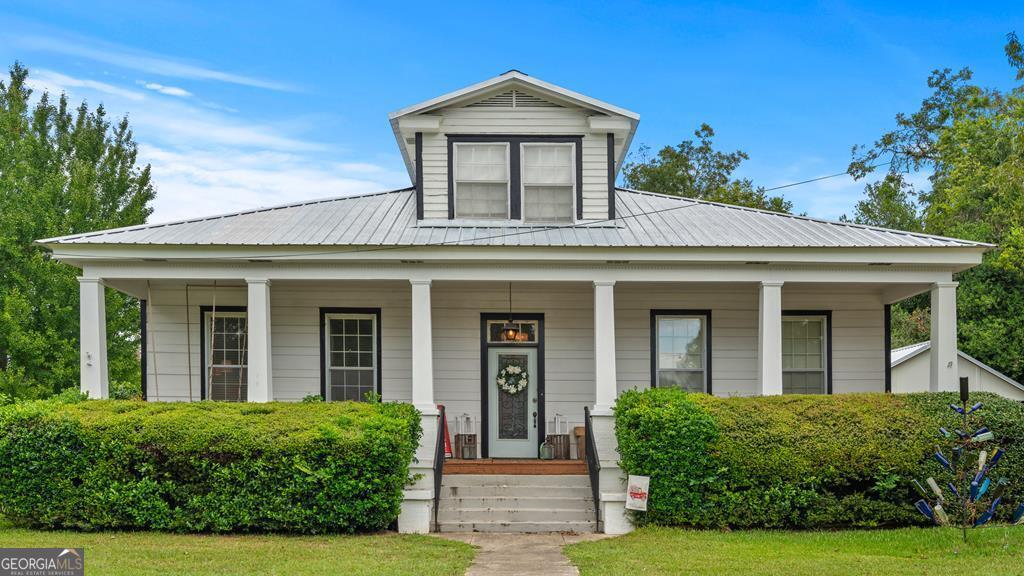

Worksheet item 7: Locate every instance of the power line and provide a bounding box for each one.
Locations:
[761,160,893,192]
[79,159,894,261]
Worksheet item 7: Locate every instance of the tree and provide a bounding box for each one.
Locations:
[0,63,154,398]
[848,33,1024,382]
[841,173,923,232]
[622,123,793,212]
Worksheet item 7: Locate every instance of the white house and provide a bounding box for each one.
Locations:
[891,342,1024,401]
[38,71,990,534]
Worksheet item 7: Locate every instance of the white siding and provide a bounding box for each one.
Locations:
[145,281,888,439]
[892,351,1024,401]
[418,97,619,221]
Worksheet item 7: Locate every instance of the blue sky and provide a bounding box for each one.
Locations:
[2,1,1020,223]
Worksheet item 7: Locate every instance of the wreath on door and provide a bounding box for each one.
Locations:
[496,364,529,395]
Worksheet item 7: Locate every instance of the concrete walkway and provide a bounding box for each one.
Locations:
[438,532,609,576]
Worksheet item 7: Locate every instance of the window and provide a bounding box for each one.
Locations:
[454,143,509,219]
[653,312,710,392]
[323,311,379,401]
[782,315,828,394]
[521,143,574,223]
[486,319,539,343]
[203,310,248,402]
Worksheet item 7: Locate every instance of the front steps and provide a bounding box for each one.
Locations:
[435,473,598,533]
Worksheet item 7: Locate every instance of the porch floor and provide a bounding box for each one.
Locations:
[444,459,587,475]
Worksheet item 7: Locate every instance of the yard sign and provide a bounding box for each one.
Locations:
[625,475,650,511]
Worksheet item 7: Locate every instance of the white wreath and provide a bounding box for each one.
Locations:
[496,364,529,395]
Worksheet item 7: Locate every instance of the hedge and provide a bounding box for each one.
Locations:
[0,397,421,533]
[615,389,1024,529]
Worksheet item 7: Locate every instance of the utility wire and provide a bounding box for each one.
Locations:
[83,159,895,261]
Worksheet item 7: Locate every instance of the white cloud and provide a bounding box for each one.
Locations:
[141,146,410,223]
[336,162,386,173]
[26,69,145,101]
[13,33,295,91]
[139,81,192,98]
[19,63,409,223]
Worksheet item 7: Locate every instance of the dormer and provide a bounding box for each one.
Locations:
[389,71,639,222]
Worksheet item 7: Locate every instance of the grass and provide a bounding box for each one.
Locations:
[0,524,474,576]
[564,526,1024,576]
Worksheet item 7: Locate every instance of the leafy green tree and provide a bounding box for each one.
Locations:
[842,173,923,232]
[0,63,154,398]
[622,123,793,212]
[848,33,1024,382]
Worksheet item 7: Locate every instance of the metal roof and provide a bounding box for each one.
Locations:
[890,342,1024,392]
[39,187,991,249]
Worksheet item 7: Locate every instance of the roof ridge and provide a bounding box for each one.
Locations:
[616,187,992,248]
[893,341,930,352]
[892,340,933,350]
[37,187,415,244]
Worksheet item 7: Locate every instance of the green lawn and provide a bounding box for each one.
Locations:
[0,526,474,576]
[565,526,1024,576]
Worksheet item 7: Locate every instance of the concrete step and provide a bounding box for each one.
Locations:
[438,507,595,523]
[436,520,598,533]
[439,496,594,510]
[441,485,592,498]
[441,474,591,488]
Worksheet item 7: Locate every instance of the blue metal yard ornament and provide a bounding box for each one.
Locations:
[911,377,1018,542]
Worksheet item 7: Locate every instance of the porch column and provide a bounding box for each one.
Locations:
[246,278,273,402]
[79,277,109,398]
[757,281,784,396]
[410,279,436,413]
[930,281,958,393]
[593,280,617,413]
[400,279,436,534]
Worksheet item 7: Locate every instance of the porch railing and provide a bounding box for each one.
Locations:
[583,405,601,525]
[432,405,446,529]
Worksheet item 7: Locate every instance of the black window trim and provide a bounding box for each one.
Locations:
[447,134,584,221]
[781,309,833,395]
[199,305,248,401]
[649,309,713,394]
[319,307,383,401]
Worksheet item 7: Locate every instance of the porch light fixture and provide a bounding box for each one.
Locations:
[501,282,520,341]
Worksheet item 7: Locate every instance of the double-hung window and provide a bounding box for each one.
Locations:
[521,143,575,223]
[782,315,828,394]
[204,310,248,402]
[323,311,380,401]
[454,143,509,219]
[653,312,709,392]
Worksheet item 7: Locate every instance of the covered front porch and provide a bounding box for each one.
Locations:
[77,262,963,533]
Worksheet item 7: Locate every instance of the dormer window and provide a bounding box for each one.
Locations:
[448,136,580,223]
[522,143,575,223]
[454,143,510,219]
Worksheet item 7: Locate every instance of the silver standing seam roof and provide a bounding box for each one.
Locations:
[38,188,991,249]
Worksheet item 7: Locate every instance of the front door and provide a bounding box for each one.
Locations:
[487,347,539,457]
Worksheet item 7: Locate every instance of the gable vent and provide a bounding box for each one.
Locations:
[467,89,563,108]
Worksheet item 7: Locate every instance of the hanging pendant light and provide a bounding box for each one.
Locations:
[501,282,520,341]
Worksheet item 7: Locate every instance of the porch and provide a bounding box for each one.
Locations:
[77,267,962,534]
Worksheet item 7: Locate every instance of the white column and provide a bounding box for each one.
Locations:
[593,280,617,413]
[757,281,784,396]
[246,278,273,402]
[410,280,436,414]
[400,279,437,533]
[79,277,109,398]
[930,281,958,393]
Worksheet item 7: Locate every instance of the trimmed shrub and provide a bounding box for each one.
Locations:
[615,389,1023,529]
[0,398,421,533]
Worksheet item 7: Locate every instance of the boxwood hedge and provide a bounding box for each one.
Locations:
[615,389,1024,529]
[0,397,421,533]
